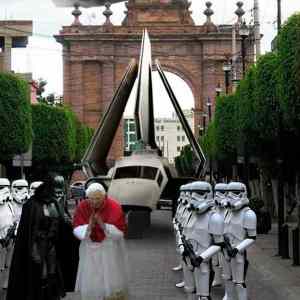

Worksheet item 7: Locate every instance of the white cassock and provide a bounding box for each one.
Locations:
[73,223,129,300]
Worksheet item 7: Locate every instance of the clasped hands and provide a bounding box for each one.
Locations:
[89,212,106,231]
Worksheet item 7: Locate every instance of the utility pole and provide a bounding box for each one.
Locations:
[277,0,282,32]
[253,0,261,58]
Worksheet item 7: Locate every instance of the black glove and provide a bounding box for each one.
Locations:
[229,248,239,258]
[192,256,203,268]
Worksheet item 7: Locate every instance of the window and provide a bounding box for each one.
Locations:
[129,133,136,142]
[182,136,185,142]
[161,125,164,131]
[156,126,159,131]
[161,136,164,141]
[129,123,135,132]
[114,166,158,180]
[177,146,181,152]
[177,126,180,131]
[114,166,141,179]
[156,136,159,141]
[161,147,164,153]
[141,167,158,180]
[177,136,180,142]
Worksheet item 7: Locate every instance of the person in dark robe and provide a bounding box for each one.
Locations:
[6,173,79,300]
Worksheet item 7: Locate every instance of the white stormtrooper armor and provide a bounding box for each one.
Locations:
[0,179,11,204]
[223,182,257,300]
[29,181,43,197]
[174,183,194,288]
[173,184,188,273]
[0,179,14,288]
[182,181,224,300]
[212,183,228,287]
[11,179,29,204]
[11,179,29,232]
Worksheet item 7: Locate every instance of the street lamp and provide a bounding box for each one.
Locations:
[239,21,249,77]
[215,83,222,97]
[222,61,232,94]
[202,112,207,134]
[206,97,213,183]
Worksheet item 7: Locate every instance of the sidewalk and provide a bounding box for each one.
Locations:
[249,224,300,300]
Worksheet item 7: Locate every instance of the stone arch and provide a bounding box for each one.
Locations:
[56,1,254,160]
[155,63,198,106]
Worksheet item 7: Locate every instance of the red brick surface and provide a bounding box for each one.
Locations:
[56,0,254,163]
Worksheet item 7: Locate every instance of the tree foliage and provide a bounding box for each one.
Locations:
[31,104,93,176]
[32,104,77,165]
[214,94,237,162]
[199,121,217,160]
[0,72,32,160]
[277,13,300,132]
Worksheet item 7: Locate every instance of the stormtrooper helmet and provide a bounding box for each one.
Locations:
[0,178,11,204]
[29,181,43,197]
[177,184,186,204]
[11,179,29,204]
[182,183,193,206]
[227,182,249,210]
[190,181,214,214]
[214,183,228,207]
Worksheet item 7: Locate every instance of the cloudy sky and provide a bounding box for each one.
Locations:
[1,0,300,116]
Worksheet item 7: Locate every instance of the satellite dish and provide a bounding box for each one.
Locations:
[52,0,125,8]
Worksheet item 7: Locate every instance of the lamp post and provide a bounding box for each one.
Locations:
[239,21,249,78]
[215,83,222,97]
[222,61,232,94]
[206,97,213,183]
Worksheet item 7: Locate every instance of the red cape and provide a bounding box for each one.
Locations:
[73,197,126,242]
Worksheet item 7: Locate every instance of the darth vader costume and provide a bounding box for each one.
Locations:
[6,175,79,300]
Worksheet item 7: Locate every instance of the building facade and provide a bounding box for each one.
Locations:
[56,0,254,162]
[124,110,194,163]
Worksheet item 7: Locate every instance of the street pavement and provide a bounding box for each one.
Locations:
[69,210,300,300]
[1,209,300,299]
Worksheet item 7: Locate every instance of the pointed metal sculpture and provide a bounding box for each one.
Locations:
[155,59,206,177]
[82,59,138,176]
[134,29,157,150]
[82,30,206,180]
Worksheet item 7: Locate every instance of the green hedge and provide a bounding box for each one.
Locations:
[32,104,94,171]
[277,13,300,132]
[0,73,32,160]
[32,104,77,164]
[214,94,238,162]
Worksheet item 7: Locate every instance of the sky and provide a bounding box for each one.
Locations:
[1,0,300,117]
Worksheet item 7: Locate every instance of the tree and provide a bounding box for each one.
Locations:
[277,13,300,133]
[214,94,238,163]
[31,104,77,168]
[0,72,32,161]
[254,52,281,161]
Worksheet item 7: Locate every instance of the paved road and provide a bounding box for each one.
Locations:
[1,210,294,300]
[67,210,285,300]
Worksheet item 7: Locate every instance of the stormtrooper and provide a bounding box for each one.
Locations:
[222,182,257,300]
[181,181,224,300]
[212,183,228,287]
[172,184,187,272]
[29,181,43,197]
[11,179,29,226]
[0,179,14,272]
[174,183,194,289]
[0,179,15,289]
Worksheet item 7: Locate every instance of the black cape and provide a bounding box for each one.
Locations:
[6,197,79,300]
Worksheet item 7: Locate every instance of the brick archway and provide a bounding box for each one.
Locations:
[56,0,254,161]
